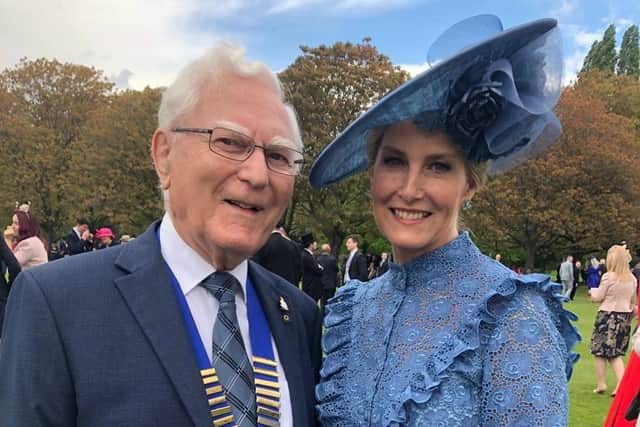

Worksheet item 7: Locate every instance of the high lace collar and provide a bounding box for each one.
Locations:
[387,231,481,291]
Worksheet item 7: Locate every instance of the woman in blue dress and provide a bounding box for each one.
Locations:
[309,15,580,426]
[587,256,603,293]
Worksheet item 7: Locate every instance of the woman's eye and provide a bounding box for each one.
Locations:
[428,161,451,173]
[381,156,405,167]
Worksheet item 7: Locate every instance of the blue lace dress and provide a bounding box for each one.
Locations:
[317,233,580,426]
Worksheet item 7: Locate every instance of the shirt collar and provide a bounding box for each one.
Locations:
[73,226,82,238]
[159,212,247,301]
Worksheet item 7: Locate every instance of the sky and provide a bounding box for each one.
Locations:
[1,0,638,90]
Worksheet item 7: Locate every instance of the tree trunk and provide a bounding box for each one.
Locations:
[329,230,344,259]
[525,241,537,271]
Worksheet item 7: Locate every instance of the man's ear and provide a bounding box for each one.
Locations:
[151,129,172,190]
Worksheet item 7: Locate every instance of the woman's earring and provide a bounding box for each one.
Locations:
[462,200,472,211]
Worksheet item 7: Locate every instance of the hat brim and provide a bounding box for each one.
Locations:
[309,18,557,188]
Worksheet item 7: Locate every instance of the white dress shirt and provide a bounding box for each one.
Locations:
[344,249,357,283]
[72,226,82,239]
[159,213,292,426]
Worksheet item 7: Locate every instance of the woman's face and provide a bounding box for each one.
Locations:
[370,122,474,263]
[11,214,19,235]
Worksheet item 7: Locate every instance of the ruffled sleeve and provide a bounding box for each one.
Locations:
[315,282,359,423]
[479,273,580,426]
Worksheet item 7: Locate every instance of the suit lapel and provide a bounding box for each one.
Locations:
[248,262,307,423]
[113,222,210,427]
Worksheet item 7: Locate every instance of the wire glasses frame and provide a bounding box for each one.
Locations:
[171,126,305,176]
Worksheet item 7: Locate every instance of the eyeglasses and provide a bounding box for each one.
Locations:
[171,126,305,176]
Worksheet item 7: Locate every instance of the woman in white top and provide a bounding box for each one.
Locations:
[11,207,47,269]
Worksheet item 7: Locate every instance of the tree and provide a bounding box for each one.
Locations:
[618,25,640,78]
[0,88,56,234]
[580,25,618,74]
[0,58,114,147]
[279,40,409,255]
[575,70,640,120]
[75,87,164,236]
[580,40,600,74]
[464,84,640,270]
[0,59,114,240]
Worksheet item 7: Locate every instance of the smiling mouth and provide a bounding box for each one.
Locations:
[225,199,263,212]
[391,208,431,220]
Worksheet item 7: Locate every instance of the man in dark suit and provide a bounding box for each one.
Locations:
[343,234,368,283]
[253,220,302,286]
[301,232,323,303]
[62,217,93,255]
[317,243,338,310]
[0,43,321,427]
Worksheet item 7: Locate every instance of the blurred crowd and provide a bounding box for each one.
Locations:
[251,223,390,314]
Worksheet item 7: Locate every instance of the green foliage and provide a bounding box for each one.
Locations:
[580,41,600,75]
[618,25,640,78]
[581,25,618,74]
[279,39,409,255]
[361,236,391,257]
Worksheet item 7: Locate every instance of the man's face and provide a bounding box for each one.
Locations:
[77,224,89,234]
[152,74,296,268]
[346,238,356,252]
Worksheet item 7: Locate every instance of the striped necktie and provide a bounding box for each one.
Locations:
[201,272,257,427]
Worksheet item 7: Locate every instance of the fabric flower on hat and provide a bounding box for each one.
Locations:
[447,82,504,144]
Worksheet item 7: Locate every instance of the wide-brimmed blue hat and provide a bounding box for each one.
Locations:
[309,15,563,188]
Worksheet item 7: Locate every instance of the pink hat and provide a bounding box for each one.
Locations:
[95,227,115,239]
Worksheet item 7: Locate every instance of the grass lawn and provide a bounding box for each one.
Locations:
[567,287,636,426]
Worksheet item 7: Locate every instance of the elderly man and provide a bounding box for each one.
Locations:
[0,43,322,427]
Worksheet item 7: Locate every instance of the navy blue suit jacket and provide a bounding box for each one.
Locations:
[0,221,322,427]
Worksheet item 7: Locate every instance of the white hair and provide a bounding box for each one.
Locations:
[158,41,302,151]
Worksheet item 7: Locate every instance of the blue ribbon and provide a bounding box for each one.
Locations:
[156,229,278,426]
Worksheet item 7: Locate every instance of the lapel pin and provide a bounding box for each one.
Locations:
[279,296,290,322]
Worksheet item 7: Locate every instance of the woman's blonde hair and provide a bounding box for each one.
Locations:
[366,126,488,192]
[605,245,634,281]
